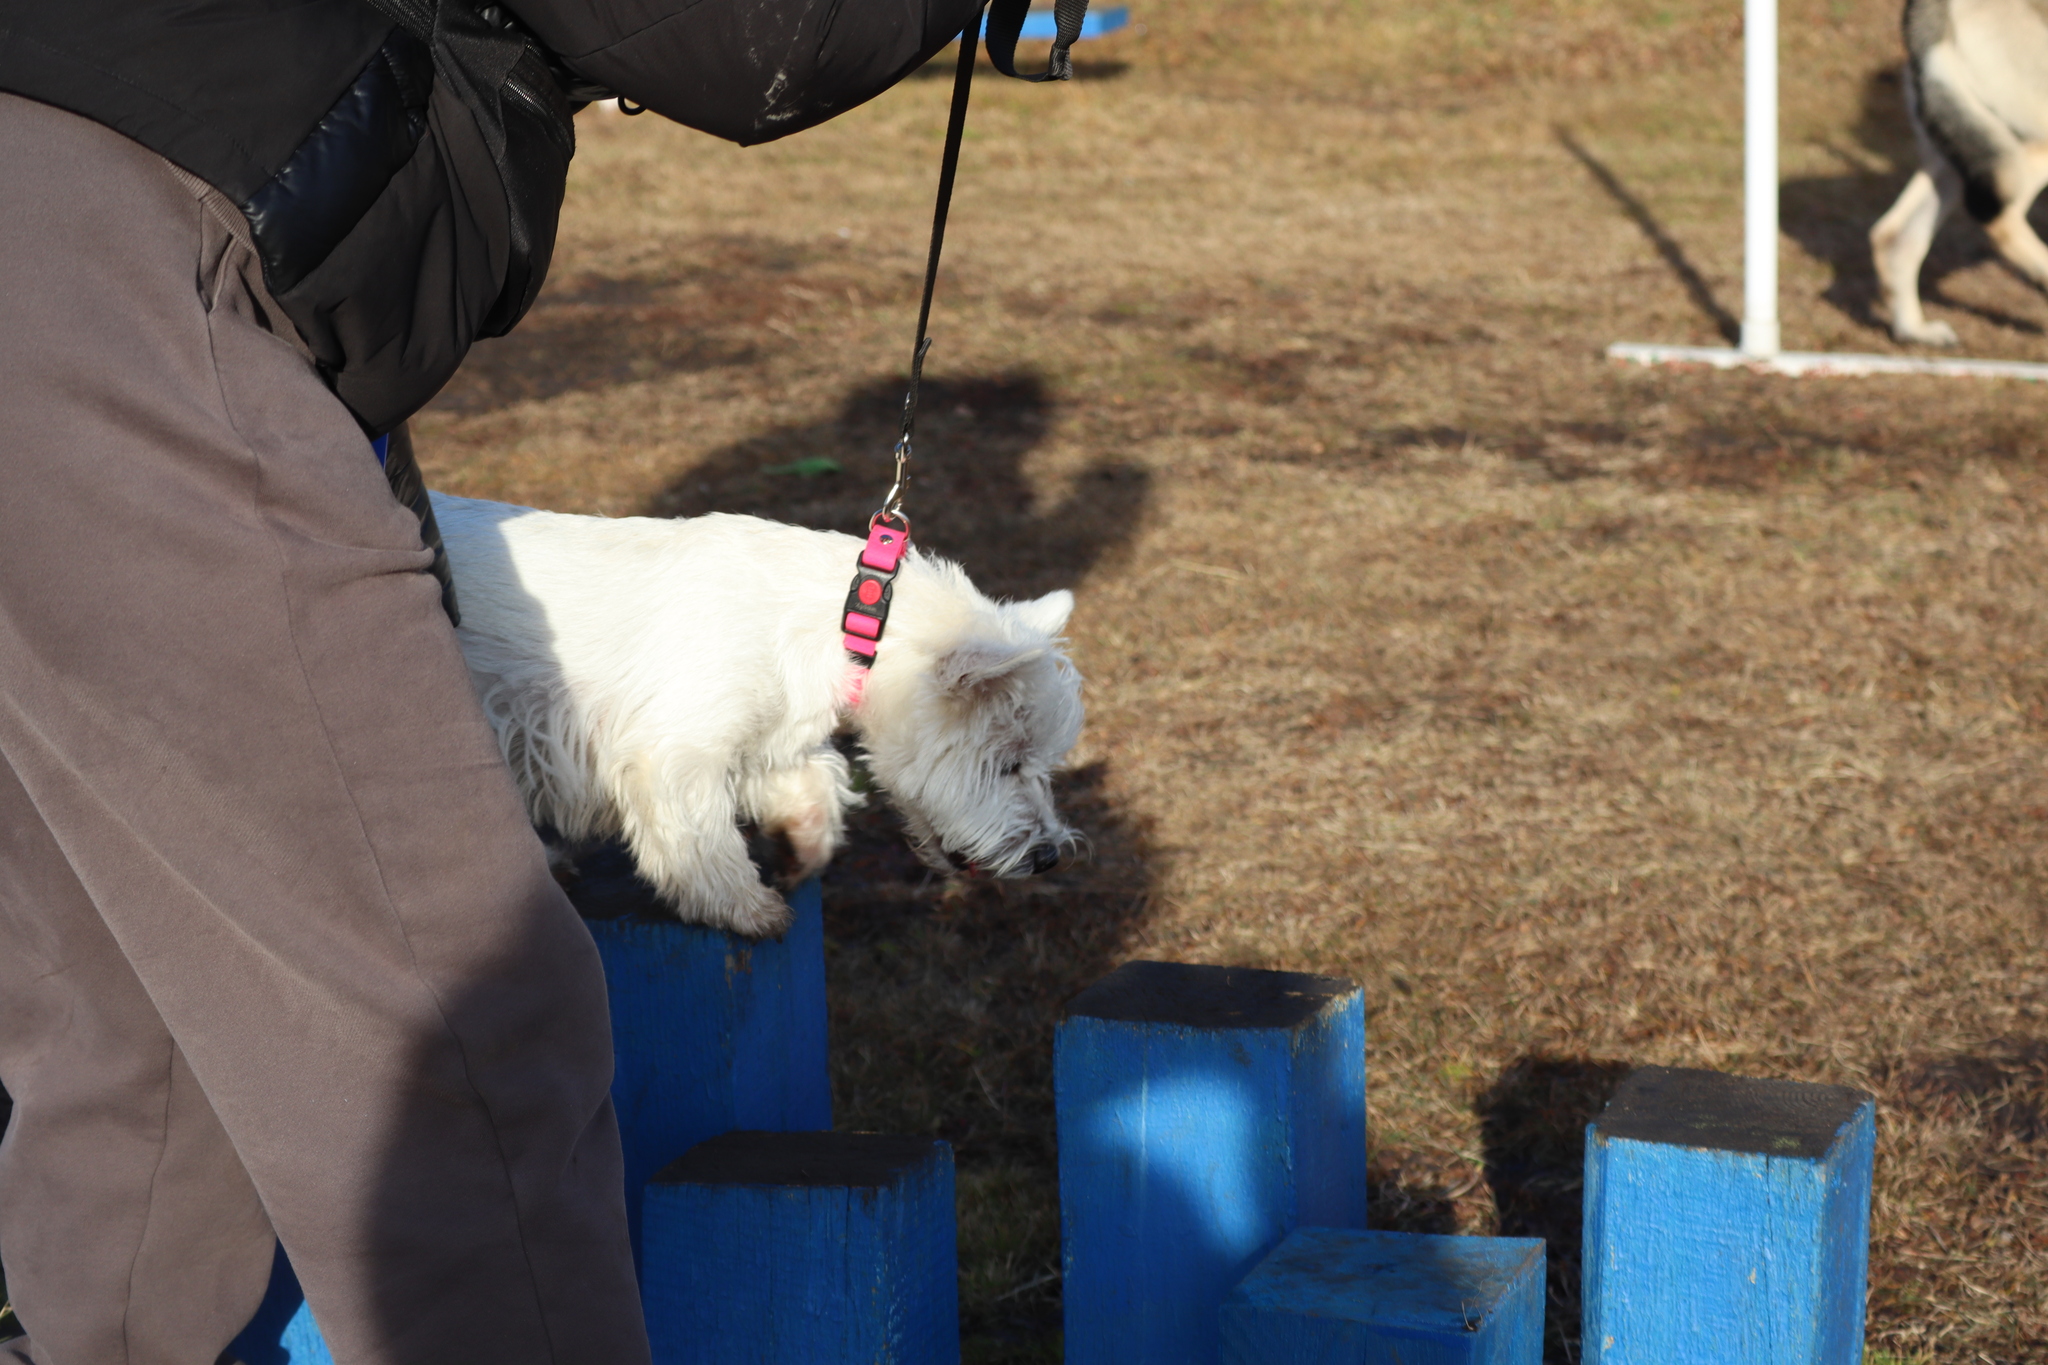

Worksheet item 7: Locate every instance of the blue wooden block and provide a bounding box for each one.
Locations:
[231,879,830,1362]
[583,877,832,1264]
[641,1131,959,1365]
[1056,960,1367,1365]
[226,1244,332,1365]
[1220,1228,1545,1365]
[1582,1065,1876,1365]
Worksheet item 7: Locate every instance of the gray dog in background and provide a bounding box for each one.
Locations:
[1871,0,2048,344]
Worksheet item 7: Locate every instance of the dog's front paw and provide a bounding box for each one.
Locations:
[1893,318,1959,347]
[720,883,797,940]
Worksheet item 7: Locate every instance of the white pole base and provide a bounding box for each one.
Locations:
[1609,341,2048,381]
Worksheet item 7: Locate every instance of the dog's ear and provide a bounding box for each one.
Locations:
[1010,589,1074,638]
[936,640,1045,694]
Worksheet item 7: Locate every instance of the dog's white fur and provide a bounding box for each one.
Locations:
[1872,0,2048,344]
[430,493,1085,937]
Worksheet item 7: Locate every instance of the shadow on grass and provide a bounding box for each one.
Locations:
[1554,125,1738,345]
[1366,1160,1460,1236]
[1885,1035,2048,1144]
[821,759,1155,1362]
[643,369,1151,601]
[1476,1054,1633,1365]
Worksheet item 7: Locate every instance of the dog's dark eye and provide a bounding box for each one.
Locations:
[1000,760,1023,777]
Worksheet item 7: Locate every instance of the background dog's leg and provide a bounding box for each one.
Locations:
[1872,163,1962,345]
[746,750,854,885]
[1982,147,2048,298]
[617,768,796,938]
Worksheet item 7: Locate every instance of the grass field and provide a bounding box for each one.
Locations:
[418,0,2048,1357]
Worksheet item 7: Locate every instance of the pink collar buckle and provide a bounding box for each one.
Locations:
[841,514,910,701]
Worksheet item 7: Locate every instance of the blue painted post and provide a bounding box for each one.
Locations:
[226,1244,332,1365]
[1220,1227,1545,1365]
[584,876,832,1264]
[641,1130,959,1365]
[1055,959,1367,1365]
[1581,1065,1876,1365]
[231,876,828,1359]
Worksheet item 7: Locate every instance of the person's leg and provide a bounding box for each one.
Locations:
[0,93,648,1365]
[0,755,277,1365]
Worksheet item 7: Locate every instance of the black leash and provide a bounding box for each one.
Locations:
[876,14,982,529]
[879,0,1086,527]
[844,2,1085,690]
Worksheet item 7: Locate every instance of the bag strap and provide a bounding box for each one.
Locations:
[984,0,1090,81]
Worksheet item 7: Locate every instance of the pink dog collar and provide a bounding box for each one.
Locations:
[841,514,909,705]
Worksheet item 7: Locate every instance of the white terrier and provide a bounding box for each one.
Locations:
[430,493,1085,937]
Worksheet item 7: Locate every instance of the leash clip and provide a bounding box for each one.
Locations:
[878,432,912,524]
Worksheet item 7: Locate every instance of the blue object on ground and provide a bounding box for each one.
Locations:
[641,1130,960,1365]
[1581,1065,1876,1364]
[230,877,827,1357]
[985,5,1129,40]
[1055,959,1367,1365]
[226,1244,331,1365]
[1220,1227,1545,1365]
[584,876,832,1266]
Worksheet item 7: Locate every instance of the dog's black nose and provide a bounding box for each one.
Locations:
[1027,843,1061,875]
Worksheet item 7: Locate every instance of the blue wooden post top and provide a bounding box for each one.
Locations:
[656,1128,945,1190]
[642,1131,960,1365]
[1065,958,1357,1030]
[1220,1227,1545,1365]
[1582,1066,1876,1365]
[1592,1065,1871,1159]
[1057,959,1367,1365]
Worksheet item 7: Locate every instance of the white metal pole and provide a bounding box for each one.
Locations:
[1741,0,1780,356]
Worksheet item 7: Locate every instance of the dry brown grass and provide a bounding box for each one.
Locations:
[420,0,2048,1356]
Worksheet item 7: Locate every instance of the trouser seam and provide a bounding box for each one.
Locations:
[117,1042,179,1365]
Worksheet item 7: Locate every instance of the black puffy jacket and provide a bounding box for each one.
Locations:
[0,0,979,434]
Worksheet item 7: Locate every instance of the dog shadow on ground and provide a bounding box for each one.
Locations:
[641,370,1152,601]
[1474,1054,1634,1365]
[1781,67,2048,339]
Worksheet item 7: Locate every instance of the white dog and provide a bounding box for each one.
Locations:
[430,493,1085,937]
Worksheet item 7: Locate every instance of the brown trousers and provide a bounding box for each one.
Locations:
[0,95,650,1365]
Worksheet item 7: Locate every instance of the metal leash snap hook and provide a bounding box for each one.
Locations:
[877,438,912,526]
[879,334,934,525]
